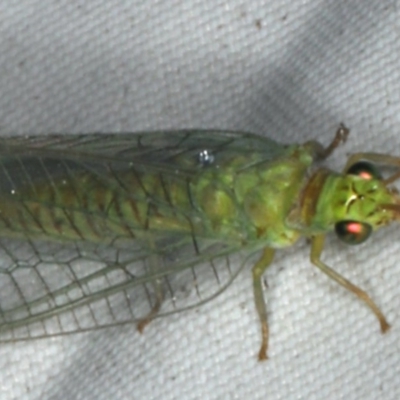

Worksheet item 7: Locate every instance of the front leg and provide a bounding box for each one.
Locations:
[252,247,275,361]
[305,124,349,161]
[310,234,390,333]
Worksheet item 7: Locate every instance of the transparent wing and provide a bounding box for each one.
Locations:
[0,131,286,341]
[0,234,254,341]
[0,130,287,169]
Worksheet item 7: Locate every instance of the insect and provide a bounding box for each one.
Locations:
[0,125,397,361]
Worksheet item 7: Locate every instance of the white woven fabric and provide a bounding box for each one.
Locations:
[0,1,400,399]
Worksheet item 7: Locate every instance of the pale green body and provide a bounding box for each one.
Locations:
[0,129,397,359]
[0,138,319,251]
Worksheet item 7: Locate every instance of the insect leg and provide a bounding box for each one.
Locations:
[252,247,275,361]
[137,253,164,333]
[304,124,349,161]
[310,234,390,333]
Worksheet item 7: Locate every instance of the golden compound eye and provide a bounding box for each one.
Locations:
[335,220,372,245]
[346,161,382,180]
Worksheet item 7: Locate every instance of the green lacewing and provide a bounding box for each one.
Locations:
[0,125,397,360]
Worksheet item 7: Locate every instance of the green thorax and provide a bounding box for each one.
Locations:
[191,142,316,247]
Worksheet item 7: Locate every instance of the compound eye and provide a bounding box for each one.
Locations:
[346,161,382,180]
[335,220,372,245]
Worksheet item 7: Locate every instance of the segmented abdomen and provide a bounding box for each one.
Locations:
[0,155,197,243]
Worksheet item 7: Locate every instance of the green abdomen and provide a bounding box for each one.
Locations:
[0,148,310,248]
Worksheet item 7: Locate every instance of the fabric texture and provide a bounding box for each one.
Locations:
[0,1,400,399]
